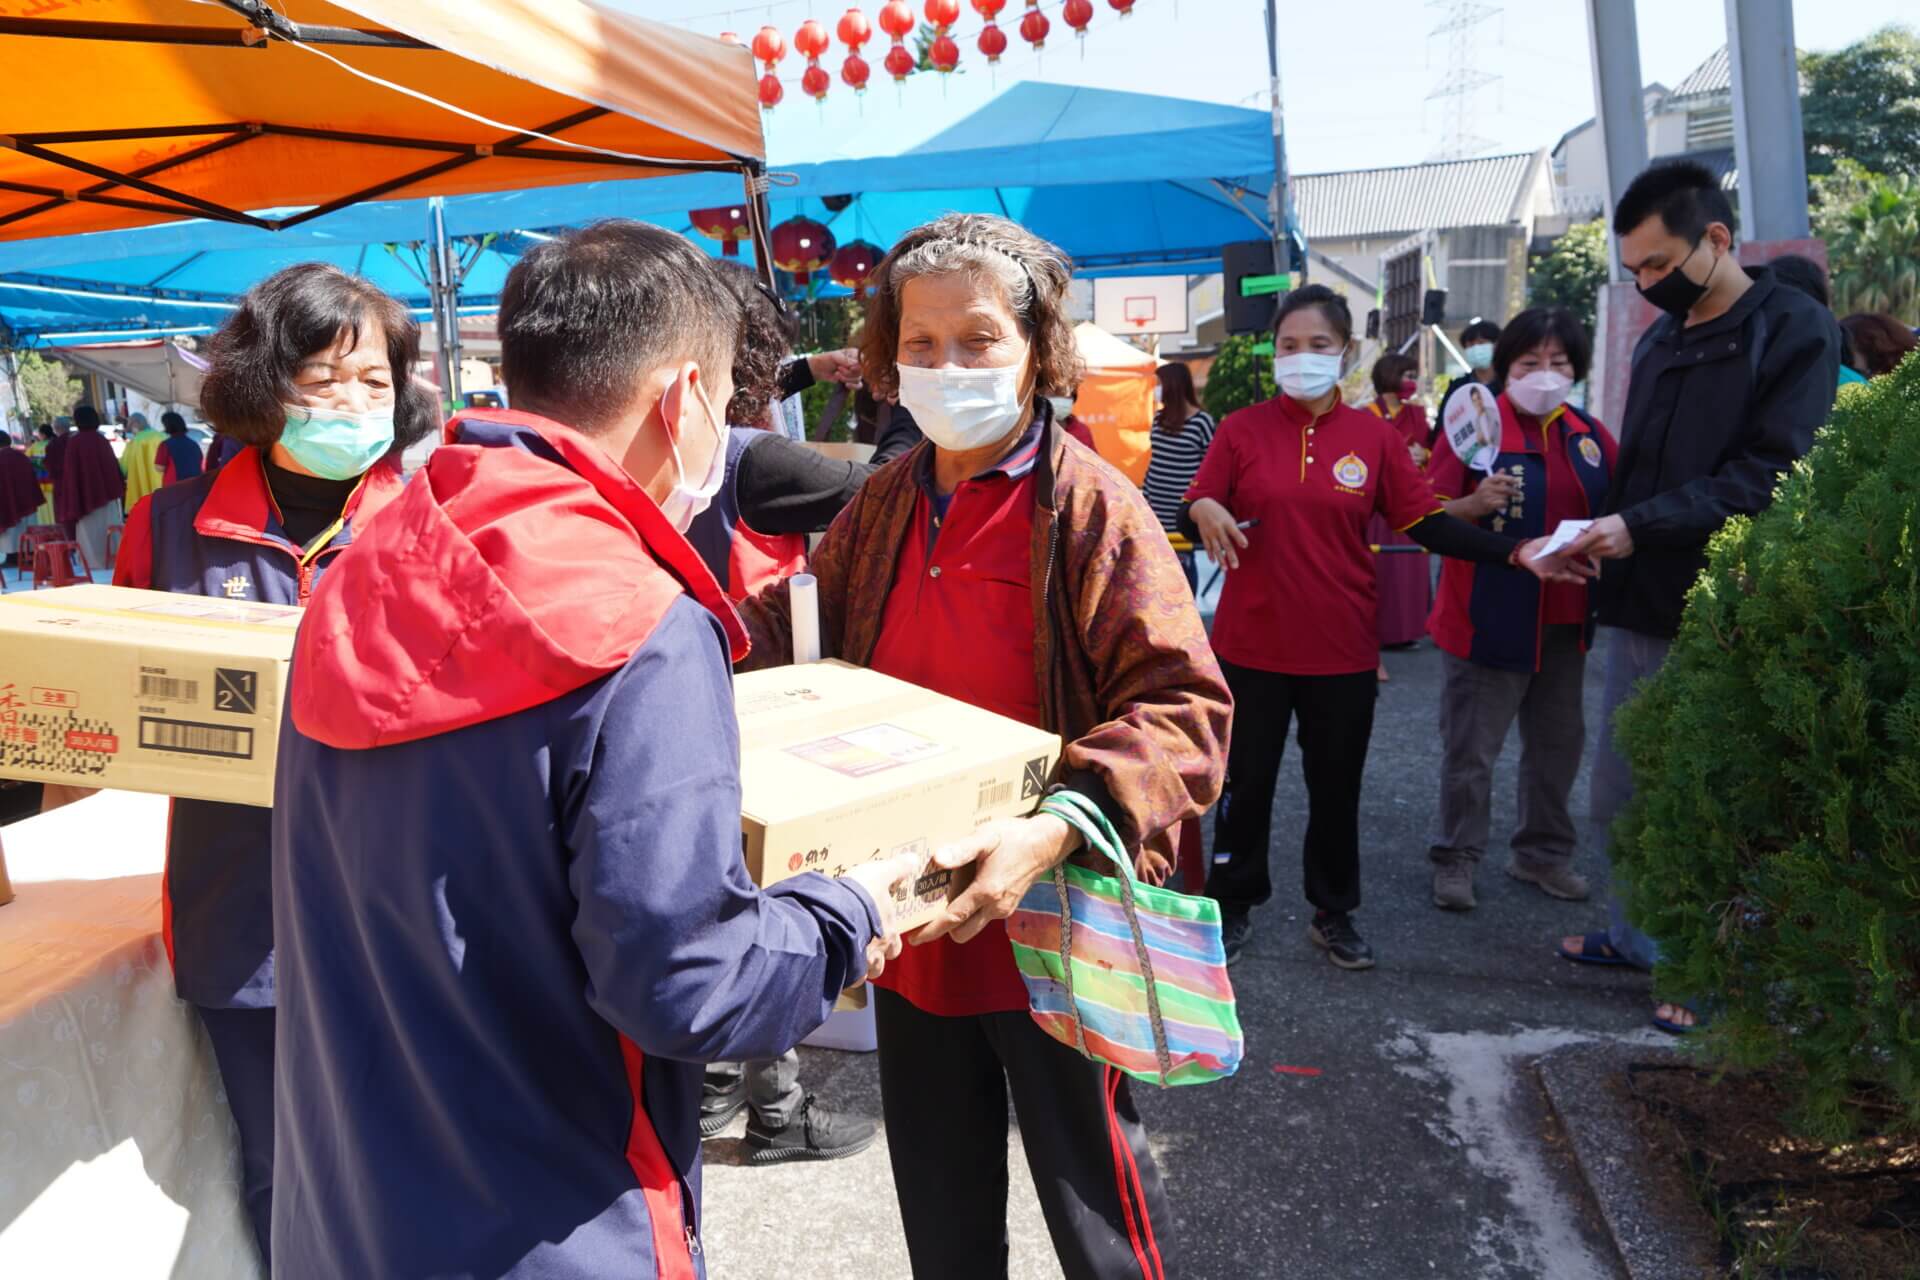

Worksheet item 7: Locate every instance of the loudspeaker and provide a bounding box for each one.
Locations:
[1222,240,1279,336]
[1365,308,1381,340]
[1421,289,1448,326]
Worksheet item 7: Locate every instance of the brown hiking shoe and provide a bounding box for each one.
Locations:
[1506,860,1590,902]
[1432,862,1476,911]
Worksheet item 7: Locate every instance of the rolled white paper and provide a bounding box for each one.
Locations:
[790,572,822,665]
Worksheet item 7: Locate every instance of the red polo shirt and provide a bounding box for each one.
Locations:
[868,422,1044,1018]
[1187,395,1441,676]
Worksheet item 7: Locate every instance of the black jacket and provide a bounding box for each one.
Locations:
[1597,267,1840,638]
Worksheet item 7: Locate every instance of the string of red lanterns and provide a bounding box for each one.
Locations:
[734,0,1143,108]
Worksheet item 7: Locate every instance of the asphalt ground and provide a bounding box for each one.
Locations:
[701,620,1669,1280]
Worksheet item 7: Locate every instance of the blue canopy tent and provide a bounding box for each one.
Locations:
[0,81,1285,342]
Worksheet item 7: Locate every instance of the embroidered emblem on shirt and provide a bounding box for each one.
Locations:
[1332,454,1369,490]
[1578,436,1603,467]
[222,575,250,600]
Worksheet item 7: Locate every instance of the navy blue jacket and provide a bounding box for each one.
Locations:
[270,410,878,1278]
[114,446,402,1008]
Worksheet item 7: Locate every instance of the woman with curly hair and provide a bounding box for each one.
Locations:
[737,213,1231,1279]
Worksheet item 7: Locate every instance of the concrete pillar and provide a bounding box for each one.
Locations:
[1726,0,1810,241]
[1584,0,1649,282]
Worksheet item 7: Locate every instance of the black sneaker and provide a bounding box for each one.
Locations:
[1308,912,1376,970]
[1221,912,1253,966]
[698,1072,747,1137]
[746,1094,878,1164]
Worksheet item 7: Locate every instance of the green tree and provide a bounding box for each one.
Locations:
[1614,355,1920,1140]
[1527,219,1608,333]
[1814,166,1920,319]
[1800,24,1920,180]
[1202,333,1266,421]
[13,351,80,424]
[794,296,865,441]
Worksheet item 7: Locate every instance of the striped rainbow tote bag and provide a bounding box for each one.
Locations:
[1006,790,1243,1087]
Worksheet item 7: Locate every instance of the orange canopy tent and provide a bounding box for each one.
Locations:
[0,0,766,245]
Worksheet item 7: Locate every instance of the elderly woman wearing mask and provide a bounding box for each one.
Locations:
[738,213,1230,1280]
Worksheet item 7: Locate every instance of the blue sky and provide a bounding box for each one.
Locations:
[646,0,1914,174]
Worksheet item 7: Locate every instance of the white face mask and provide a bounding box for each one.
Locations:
[1507,369,1573,418]
[1046,395,1076,422]
[658,379,728,534]
[1464,342,1495,371]
[895,360,1029,452]
[1273,352,1343,402]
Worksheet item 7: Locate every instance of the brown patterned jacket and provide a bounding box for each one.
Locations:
[735,417,1232,871]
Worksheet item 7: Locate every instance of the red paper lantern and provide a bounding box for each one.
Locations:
[1019,1,1049,49]
[830,239,884,297]
[877,0,915,38]
[970,0,1006,16]
[1064,0,1093,36]
[751,25,787,68]
[924,0,960,29]
[718,29,743,45]
[837,7,872,49]
[802,64,832,100]
[771,217,837,284]
[758,73,784,109]
[689,206,752,257]
[1109,0,1136,13]
[883,43,916,81]
[977,22,1008,61]
[795,19,830,58]
[841,52,872,91]
[929,33,959,72]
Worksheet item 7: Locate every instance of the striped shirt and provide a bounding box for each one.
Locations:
[1142,410,1215,531]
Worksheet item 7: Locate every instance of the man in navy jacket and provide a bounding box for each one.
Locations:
[271,221,916,1278]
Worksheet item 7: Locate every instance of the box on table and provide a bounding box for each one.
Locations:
[0,585,300,807]
[735,660,1061,935]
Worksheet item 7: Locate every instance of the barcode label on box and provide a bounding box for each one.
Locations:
[138,717,254,760]
[139,673,200,703]
[977,777,1014,812]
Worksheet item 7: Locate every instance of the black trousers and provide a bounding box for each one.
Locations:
[1206,661,1378,918]
[197,1004,275,1266]
[874,988,1173,1280]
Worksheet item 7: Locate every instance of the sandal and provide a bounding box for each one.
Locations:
[1557,931,1631,967]
[1652,1003,1706,1035]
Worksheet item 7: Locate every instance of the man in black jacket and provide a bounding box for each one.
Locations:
[1558,162,1840,1028]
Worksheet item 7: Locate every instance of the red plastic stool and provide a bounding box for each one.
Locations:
[16,526,63,583]
[31,541,89,590]
[104,522,125,570]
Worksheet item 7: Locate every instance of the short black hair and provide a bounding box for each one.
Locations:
[161,410,188,434]
[1273,283,1352,344]
[35,423,51,439]
[72,403,100,430]
[1613,160,1737,243]
[1461,319,1502,347]
[1492,307,1592,385]
[499,220,741,434]
[712,260,795,427]
[1370,352,1417,394]
[1768,253,1830,309]
[199,262,436,455]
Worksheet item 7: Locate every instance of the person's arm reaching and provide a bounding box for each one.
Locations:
[734,432,876,535]
[562,601,908,1064]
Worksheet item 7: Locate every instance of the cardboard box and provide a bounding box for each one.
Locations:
[736,661,1061,933]
[0,585,301,807]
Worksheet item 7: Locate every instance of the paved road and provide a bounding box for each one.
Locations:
[702,631,1662,1280]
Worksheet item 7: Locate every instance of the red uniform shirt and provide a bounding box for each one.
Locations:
[1370,399,1431,456]
[1427,402,1614,627]
[1187,395,1441,676]
[868,423,1044,1018]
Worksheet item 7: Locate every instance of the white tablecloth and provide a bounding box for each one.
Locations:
[0,791,258,1279]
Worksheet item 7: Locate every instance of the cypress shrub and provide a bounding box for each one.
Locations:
[1614,355,1920,1139]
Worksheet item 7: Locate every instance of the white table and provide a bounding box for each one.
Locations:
[0,791,258,1279]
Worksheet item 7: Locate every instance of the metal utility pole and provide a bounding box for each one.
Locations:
[1264,0,1294,286]
[1426,2,1501,161]
[1726,0,1810,241]
[1585,0,1649,282]
[426,196,463,406]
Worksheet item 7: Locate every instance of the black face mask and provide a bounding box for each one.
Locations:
[1638,237,1718,319]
